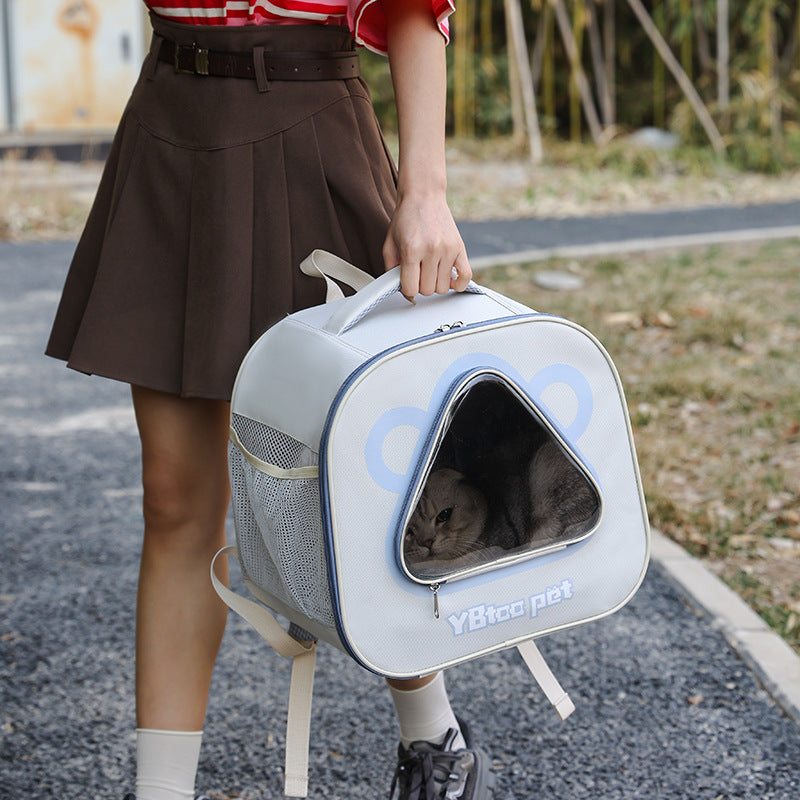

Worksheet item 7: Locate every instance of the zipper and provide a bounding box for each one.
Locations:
[430,583,441,619]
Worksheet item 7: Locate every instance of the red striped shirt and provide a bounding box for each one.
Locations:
[144,1,455,54]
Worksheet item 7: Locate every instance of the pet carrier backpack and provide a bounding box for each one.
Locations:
[212,250,650,797]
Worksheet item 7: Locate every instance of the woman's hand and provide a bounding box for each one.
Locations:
[383,186,471,299]
[382,0,471,300]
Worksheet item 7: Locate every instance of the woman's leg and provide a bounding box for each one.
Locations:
[131,385,231,731]
[386,673,466,751]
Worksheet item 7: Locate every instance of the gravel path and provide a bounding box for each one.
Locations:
[2,241,799,800]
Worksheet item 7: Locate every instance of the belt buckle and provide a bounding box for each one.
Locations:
[174,42,209,76]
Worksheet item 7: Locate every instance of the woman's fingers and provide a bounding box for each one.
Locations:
[450,249,472,292]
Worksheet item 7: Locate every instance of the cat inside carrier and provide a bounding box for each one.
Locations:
[401,372,602,586]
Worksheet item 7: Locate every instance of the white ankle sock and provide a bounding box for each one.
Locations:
[135,728,203,800]
[388,673,466,750]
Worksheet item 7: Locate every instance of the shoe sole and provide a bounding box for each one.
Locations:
[470,745,497,799]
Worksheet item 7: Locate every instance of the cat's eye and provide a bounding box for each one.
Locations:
[436,508,453,524]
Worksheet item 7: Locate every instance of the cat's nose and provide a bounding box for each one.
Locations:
[422,538,434,550]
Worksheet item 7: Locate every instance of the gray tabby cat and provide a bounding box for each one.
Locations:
[404,441,599,575]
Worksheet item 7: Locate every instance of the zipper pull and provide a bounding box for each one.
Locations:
[434,320,465,333]
[430,583,440,619]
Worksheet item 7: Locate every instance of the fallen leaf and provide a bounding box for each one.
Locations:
[604,311,643,328]
[687,694,705,706]
[654,310,677,328]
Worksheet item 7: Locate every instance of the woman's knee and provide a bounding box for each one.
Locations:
[132,386,231,540]
[140,454,229,536]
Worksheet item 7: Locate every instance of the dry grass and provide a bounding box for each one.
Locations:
[444,137,800,221]
[3,138,800,241]
[0,151,101,241]
[480,239,800,653]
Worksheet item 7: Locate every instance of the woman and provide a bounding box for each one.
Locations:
[46,2,494,799]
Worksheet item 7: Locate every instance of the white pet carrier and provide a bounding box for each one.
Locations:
[212,250,650,796]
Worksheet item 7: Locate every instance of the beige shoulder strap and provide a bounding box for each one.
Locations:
[211,546,317,798]
[517,639,576,720]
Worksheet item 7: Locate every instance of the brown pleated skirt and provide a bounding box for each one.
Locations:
[46,15,397,400]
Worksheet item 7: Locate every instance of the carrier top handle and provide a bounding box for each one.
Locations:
[299,249,375,302]
[322,264,485,336]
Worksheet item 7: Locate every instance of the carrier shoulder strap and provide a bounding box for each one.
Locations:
[516,640,576,720]
[211,546,317,798]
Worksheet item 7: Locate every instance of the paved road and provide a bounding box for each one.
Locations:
[1,239,799,800]
[460,199,800,266]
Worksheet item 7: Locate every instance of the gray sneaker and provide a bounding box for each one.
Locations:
[389,718,495,800]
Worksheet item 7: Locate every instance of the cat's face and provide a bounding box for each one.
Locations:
[404,468,488,566]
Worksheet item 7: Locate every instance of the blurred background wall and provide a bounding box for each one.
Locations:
[0,0,146,135]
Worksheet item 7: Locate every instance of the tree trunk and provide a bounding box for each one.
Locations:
[625,0,725,153]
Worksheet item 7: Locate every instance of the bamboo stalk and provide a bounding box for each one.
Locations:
[679,0,692,79]
[778,2,798,76]
[544,4,556,123]
[453,5,476,138]
[504,0,544,162]
[480,0,493,61]
[691,0,712,76]
[569,0,585,141]
[531,5,549,89]
[717,0,729,109]
[654,0,665,129]
[551,0,604,142]
[466,0,477,137]
[624,0,725,153]
[453,9,467,138]
[603,0,616,124]
[504,0,526,146]
[586,0,613,127]
[762,4,782,147]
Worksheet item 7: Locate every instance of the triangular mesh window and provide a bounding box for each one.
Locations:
[402,374,601,581]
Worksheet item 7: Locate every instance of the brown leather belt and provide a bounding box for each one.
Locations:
[158,39,360,81]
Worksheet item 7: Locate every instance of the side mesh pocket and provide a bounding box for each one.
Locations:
[228,413,335,628]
